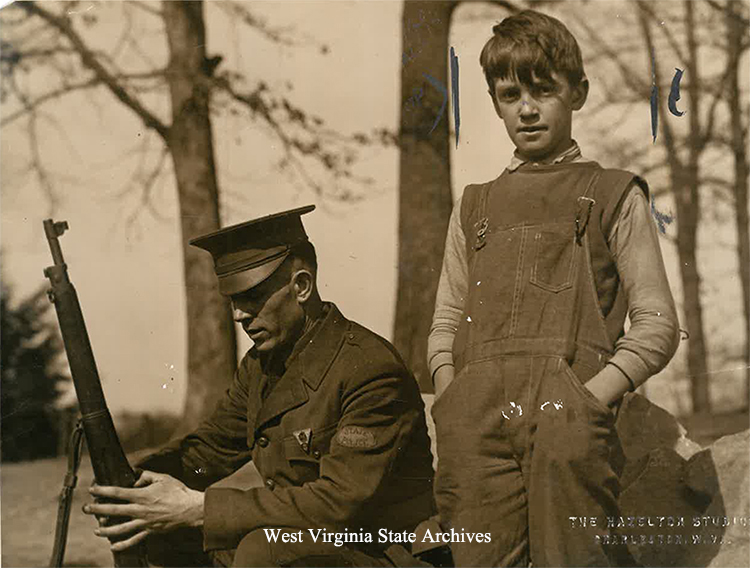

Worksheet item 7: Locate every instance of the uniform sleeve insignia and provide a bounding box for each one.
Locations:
[293,428,312,453]
[335,426,376,449]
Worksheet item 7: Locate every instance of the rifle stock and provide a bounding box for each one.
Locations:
[43,219,148,567]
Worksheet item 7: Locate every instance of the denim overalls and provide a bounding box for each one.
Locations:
[432,162,641,567]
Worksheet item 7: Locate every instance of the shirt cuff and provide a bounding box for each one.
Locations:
[428,353,454,380]
[607,348,653,390]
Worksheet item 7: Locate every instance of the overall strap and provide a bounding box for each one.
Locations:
[459,175,500,256]
[565,171,601,362]
[472,181,492,251]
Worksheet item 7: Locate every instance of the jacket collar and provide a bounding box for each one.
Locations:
[253,302,349,430]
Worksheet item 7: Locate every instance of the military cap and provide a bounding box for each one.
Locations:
[190,205,315,296]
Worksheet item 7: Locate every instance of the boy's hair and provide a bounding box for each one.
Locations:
[480,10,585,92]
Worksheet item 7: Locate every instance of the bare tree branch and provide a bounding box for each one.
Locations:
[26,112,56,213]
[637,2,683,170]
[212,73,386,198]
[20,1,169,139]
[123,144,170,224]
[698,63,732,151]
[705,0,750,28]
[124,0,163,19]
[110,1,136,62]
[571,12,650,99]
[639,2,688,64]
[217,0,329,52]
[1,77,100,126]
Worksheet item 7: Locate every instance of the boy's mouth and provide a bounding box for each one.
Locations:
[518,125,547,133]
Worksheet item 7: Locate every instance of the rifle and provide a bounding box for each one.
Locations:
[43,219,148,567]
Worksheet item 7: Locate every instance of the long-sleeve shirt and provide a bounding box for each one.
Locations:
[428,147,680,390]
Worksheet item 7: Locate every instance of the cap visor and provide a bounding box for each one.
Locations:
[218,254,288,296]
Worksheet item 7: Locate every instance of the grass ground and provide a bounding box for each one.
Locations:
[1,457,112,567]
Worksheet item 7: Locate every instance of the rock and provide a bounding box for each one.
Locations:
[676,432,705,461]
[614,395,750,566]
[618,447,718,567]
[616,393,701,461]
[704,430,750,568]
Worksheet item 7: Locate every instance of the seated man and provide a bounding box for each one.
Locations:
[84,205,436,567]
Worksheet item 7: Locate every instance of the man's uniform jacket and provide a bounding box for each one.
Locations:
[138,303,436,551]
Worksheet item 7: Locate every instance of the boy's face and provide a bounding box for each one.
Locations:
[490,71,588,163]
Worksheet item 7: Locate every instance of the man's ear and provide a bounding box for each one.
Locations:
[291,269,314,304]
[572,77,589,111]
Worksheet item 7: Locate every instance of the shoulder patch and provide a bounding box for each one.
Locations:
[335,426,376,449]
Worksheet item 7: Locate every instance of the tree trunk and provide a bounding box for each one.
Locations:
[673,169,710,412]
[681,0,710,413]
[394,0,458,392]
[162,1,237,430]
[726,0,750,406]
[638,1,711,412]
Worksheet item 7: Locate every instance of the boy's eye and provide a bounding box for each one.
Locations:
[535,83,557,96]
[498,88,520,102]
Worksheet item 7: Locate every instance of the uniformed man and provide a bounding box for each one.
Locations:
[83,206,436,567]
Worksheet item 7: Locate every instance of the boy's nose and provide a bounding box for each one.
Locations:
[519,96,538,115]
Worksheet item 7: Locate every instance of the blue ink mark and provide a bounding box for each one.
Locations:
[651,198,674,234]
[423,73,448,135]
[450,46,460,147]
[668,68,685,117]
[404,85,425,113]
[650,49,658,143]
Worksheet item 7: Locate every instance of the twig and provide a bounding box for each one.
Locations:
[124,1,163,19]
[1,77,100,126]
[20,1,169,139]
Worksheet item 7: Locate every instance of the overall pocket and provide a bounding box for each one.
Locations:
[560,359,612,417]
[530,223,577,293]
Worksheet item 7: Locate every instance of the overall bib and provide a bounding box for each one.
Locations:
[432,162,639,567]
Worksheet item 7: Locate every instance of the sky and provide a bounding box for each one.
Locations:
[1,0,747,417]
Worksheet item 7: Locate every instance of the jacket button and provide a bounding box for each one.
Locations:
[265,478,276,490]
[257,436,269,448]
[313,450,321,459]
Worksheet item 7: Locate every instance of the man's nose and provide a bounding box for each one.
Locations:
[233,307,252,322]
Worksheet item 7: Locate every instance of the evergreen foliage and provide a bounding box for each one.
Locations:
[1,279,70,462]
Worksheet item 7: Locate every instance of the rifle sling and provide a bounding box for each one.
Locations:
[49,420,85,568]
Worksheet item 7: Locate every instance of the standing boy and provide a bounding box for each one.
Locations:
[428,10,680,567]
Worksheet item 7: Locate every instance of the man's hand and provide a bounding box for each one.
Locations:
[83,471,204,552]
